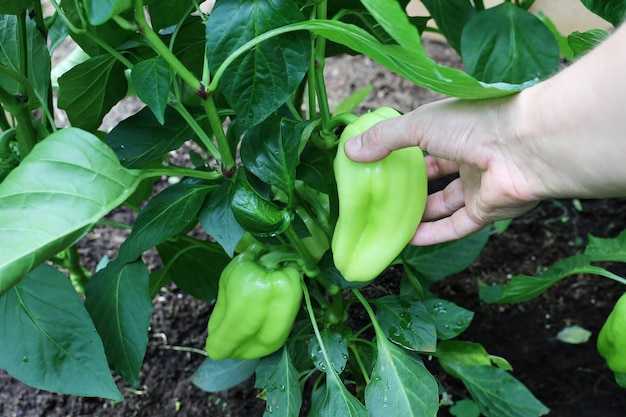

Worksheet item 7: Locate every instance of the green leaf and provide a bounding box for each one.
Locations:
[365,336,439,417]
[206,0,310,129]
[0,264,122,400]
[156,238,230,302]
[191,358,259,393]
[131,57,171,125]
[478,254,622,304]
[118,182,213,264]
[240,116,302,197]
[105,106,199,168]
[0,128,141,295]
[535,11,574,61]
[333,85,373,115]
[435,340,492,377]
[420,0,476,53]
[61,0,134,57]
[556,325,592,344]
[450,399,481,417]
[255,347,303,417]
[375,295,437,352]
[145,0,193,32]
[461,2,560,84]
[446,364,549,417]
[230,169,291,237]
[296,140,334,195]
[359,0,423,53]
[84,258,153,387]
[581,0,626,25]
[401,227,490,282]
[198,181,246,257]
[568,29,609,59]
[0,0,31,14]
[585,230,626,262]
[58,54,128,131]
[0,15,50,104]
[308,329,349,374]
[84,0,132,25]
[423,298,474,340]
[317,370,369,417]
[615,372,626,389]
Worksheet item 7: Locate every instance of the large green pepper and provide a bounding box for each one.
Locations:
[597,292,626,373]
[205,245,303,360]
[332,107,427,282]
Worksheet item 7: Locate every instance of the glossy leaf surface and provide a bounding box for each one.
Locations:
[0,128,141,295]
[0,264,122,400]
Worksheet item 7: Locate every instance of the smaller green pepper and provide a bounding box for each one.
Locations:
[597,292,626,374]
[206,244,303,360]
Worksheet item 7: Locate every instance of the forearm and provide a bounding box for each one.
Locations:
[516,24,626,200]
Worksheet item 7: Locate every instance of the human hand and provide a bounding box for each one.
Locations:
[344,98,540,246]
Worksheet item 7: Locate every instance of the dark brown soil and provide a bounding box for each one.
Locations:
[2,40,626,417]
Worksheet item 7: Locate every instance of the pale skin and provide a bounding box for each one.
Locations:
[344,24,626,246]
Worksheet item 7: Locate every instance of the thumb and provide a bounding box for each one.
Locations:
[344,118,406,162]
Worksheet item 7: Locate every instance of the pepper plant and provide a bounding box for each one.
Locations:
[0,0,620,415]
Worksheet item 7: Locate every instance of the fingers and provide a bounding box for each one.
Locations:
[422,179,465,220]
[410,208,484,246]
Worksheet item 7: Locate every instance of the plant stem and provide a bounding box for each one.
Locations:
[171,99,221,160]
[138,167,221,182]
[474,0,485,11]
[302,281,335,371]
[202,96,235,173]
[285,225,320,277]
[349,344,371,384]
[353,289,384,337]
[16,11,28,96]
[313,1,331,127]
[0,85,37,156]
[67,245,90,295]
[134,0,202,94]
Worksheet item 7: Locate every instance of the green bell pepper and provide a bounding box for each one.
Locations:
[597,292,626,373]
[332,107,427,282]
[205,244,303,360]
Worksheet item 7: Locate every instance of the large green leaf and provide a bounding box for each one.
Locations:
[419,0,476,53]
[84,258,153,387]
[58,54,128,131]
[0,0,31,14]
[461,2,559,84]
[0,264,123,400]
[198,181,246,257]
[581,0,626,25]
[84,0,132,25]
[156,238,230,302]
[364,336,439,417]
[230,169,291,237]
[479,254,623,304]
[145,0,194,32]
[300,20,528,98]
[255,348,303,417]
[375,295,437,352]
[423,298,474,340]
[308,329,349,374]
[131,57,171,125]
[0,15,50,103]
[585,230,626,262]
[240,116,302,198]
[191,358,259,393]
[117,181,214,264]
[401,227,490,282]
[445,364,549,417]
[0,128,142,295]
[105,106,199,168]
[205,0,310,129]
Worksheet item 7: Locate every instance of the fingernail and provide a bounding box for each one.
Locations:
[344,136,362,155]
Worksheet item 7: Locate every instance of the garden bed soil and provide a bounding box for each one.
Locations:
[1,40,626,417]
